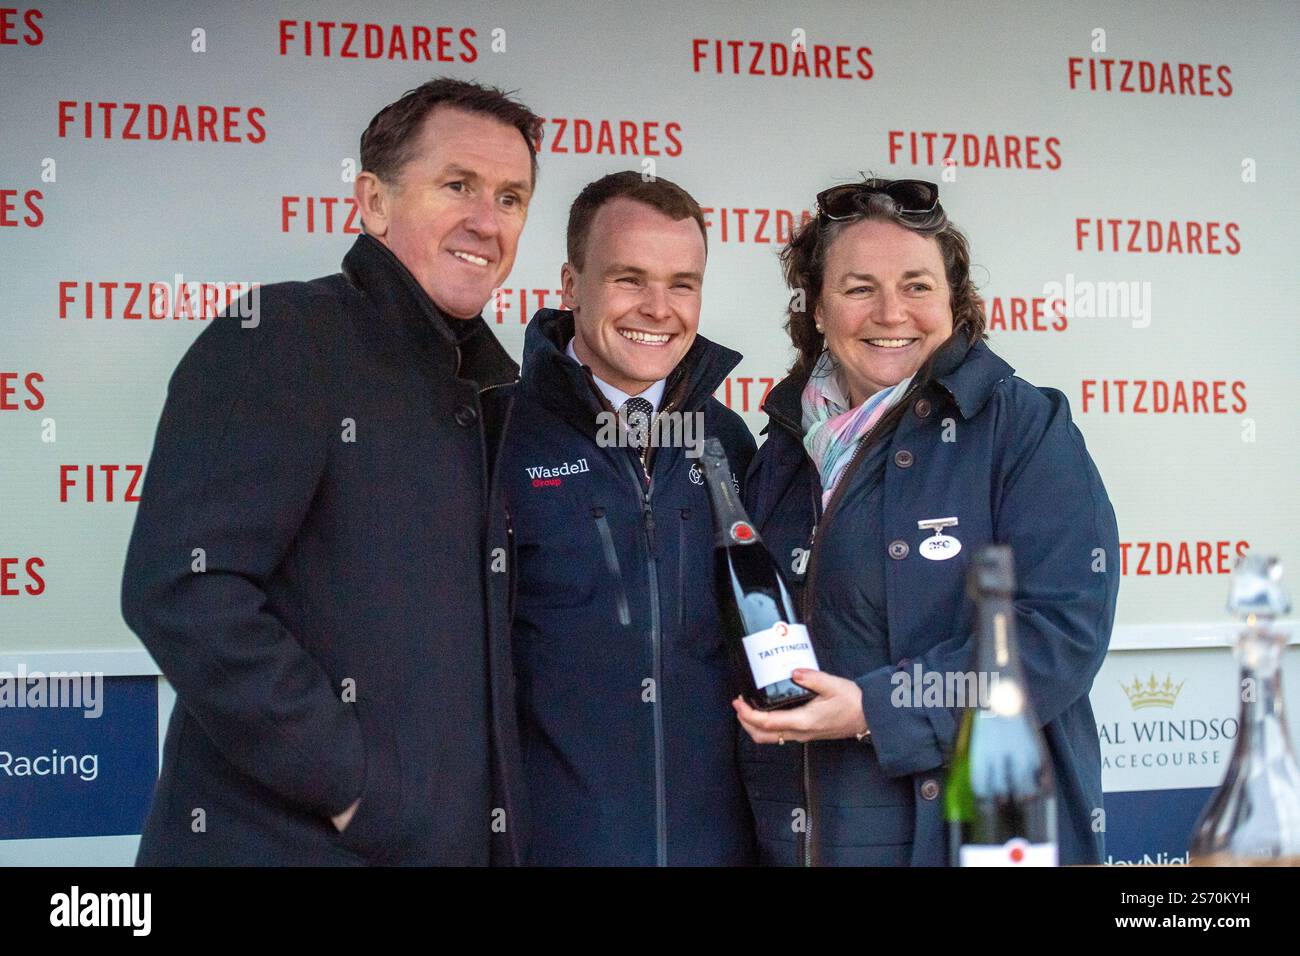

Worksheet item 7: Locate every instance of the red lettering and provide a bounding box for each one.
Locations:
[26,557,44,595]
[1170,381,1188,413]
[1231,381,1247,414]
[856,46,872,80]
[1225,222,1240,255]
[1010,298,1027,330]
[0,557,44,596]
[664,122,683,157]
[813,44,830,77]
[123,102,142,140]
[125,464,144,501]
[1045,137,1062,169]
[1196,541,1212,575]
[281,196,298,232]
[24,7,41,44]
[1217,65,1233,97]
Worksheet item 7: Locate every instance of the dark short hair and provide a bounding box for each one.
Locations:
[359,77,544,185]
[780,178,986,379]
[566,171,708,271]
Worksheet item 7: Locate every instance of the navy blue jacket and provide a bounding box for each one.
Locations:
[503,309,758,865]
[741,336,1119,866]
[123,234,524,865]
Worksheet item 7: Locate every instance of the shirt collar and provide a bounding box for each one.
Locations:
[565,336,667,414]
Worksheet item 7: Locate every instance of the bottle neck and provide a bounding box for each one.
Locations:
[1233,626,1294,757]
[700,454,759,548]
[973,592,1029,709]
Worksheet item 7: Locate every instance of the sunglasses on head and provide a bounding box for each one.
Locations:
[815,179,940,220]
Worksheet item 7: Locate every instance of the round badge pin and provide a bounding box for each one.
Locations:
[917,516,961,561]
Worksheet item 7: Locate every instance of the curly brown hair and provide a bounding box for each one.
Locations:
[780,179,986,380]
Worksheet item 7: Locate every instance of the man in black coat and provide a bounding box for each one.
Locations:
[122,78,541,865]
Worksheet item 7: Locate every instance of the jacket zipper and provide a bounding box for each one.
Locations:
[608,392,670,868]
[645,400,674,867]
[796,379,921,867]
[579,376,673,865]
[613,441,667,867]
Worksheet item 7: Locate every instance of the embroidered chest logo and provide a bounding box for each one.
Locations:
[688,463,739,492]
[525,456,590,488]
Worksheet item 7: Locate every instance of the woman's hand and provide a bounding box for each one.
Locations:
[732,668,870,744]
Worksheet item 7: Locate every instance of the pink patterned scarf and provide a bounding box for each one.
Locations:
[801,350,913,509]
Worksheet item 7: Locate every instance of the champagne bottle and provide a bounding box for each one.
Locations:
[700,437,818,711]
[1189,554,1300,865]
[945,545,1058,866]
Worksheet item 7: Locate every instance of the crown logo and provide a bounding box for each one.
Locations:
[1121,673,1186,710]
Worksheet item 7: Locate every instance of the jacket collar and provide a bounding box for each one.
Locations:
[934,337,1014,419]
[761,334,1013,436]
[521,308,741,434]
[761,372,806,438]
[340,234,518,389]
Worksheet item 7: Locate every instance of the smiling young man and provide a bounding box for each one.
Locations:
[502,172,758,866]
[123,79,540,865]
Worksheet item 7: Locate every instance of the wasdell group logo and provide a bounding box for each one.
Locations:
[525,456,589,488]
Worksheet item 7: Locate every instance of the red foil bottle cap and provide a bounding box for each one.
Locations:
[731,521,755,543]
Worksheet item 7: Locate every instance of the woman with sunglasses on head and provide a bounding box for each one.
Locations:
[733,178,1119,866]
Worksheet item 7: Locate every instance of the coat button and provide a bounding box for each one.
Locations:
[888,540,909,560]
[920,778,941,801]
[914,398,932,419]
[894,449,914,468]
[454,404,477,427]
